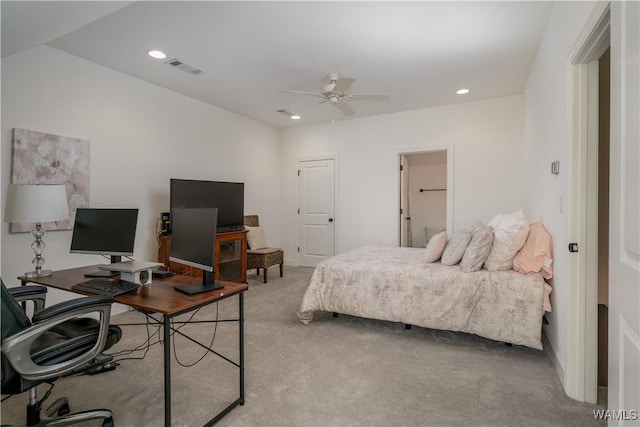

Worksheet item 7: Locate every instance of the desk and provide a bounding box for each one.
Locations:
[20,265,248,426]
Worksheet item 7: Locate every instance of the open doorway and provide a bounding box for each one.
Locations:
[576,0,640,414]
[399,150,447,248]
[567,3,611,404]
[596,46,610,406]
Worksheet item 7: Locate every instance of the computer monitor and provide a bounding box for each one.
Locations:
[70,208,139,276]
[169,207,222,295]
[71,208,139,261]
[170,179,244,232]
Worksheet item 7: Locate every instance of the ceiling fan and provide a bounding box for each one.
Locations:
[282,73,389,117]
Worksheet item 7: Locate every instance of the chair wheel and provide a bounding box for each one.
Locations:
[102,417,114,427]
[58,403,70,416]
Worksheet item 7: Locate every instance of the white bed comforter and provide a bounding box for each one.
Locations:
[297,246,546,349]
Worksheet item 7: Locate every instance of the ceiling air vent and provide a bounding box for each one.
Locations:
[165,58,203,75]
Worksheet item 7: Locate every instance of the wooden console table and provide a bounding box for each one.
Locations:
[157,229,248,283]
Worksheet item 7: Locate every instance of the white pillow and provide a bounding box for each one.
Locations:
[245,225,268,250]
[460,226,494,272]
[424,231,448,263]
[484,210,530,271]
[441,230,471,266]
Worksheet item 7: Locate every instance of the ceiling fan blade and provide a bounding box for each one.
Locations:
[349,93,390,101]
[282,89,326,98]
[333,77,355,93]
[335,102,355,116]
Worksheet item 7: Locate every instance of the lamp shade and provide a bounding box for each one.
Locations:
[4,184,69,224]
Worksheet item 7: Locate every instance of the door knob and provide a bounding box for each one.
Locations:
[329,218,334,222]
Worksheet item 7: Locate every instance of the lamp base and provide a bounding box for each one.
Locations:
[24,269,53,278]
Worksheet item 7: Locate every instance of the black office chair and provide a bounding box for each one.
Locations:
[1,279,122,426]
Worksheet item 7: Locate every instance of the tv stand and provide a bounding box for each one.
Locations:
[157,230,248,283]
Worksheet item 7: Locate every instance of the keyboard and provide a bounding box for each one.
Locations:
[72,278,140,297]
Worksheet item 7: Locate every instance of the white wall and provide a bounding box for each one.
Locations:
[280,95,526,264]
[522,1,600,392]
[1,46,280,309]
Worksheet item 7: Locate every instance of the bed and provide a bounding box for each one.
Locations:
[297,246,549,350]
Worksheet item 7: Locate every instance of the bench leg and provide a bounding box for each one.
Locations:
[263,268,268,283]
[279,263,283,277]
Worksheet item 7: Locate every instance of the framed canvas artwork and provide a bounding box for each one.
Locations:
[10,128,90,233]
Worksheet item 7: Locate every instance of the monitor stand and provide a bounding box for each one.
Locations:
[84,255,122,278]
[175,271,223,295]
[84,270,119,278]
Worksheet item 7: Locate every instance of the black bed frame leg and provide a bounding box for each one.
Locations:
[332,312,338,317]
[405,324,412,330]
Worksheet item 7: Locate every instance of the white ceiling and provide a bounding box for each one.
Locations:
[1,1,553,129]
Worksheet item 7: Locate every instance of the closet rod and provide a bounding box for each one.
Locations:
[419,188,447,192]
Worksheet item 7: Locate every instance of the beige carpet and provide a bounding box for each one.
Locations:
[1,266,605,427]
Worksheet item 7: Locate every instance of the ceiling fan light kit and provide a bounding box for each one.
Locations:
[283,73,389,118]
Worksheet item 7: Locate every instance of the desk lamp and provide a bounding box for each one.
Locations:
[4,183,69,277]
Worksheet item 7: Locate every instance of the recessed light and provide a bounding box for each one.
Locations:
[148,50,167,59]
[277,109,301,120]
[456,88,470,95]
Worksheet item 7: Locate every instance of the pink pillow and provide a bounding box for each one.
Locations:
[424,231,448,263]
[513,222,554,279]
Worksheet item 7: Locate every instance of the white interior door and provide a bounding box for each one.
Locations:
[609,1,640,420]
[400,155,409,247]
[297,159,336,267]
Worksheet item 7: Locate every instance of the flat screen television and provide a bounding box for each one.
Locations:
[170,207,223,294]
[170,179,244,233]
[70,208,139,276]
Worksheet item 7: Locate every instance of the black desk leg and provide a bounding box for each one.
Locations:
[164,315,171,426]
[239,292,245,405]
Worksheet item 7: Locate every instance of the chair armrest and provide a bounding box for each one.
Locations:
[8,285,48,313]
[32,296,113,323]
[1,296,115,381]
